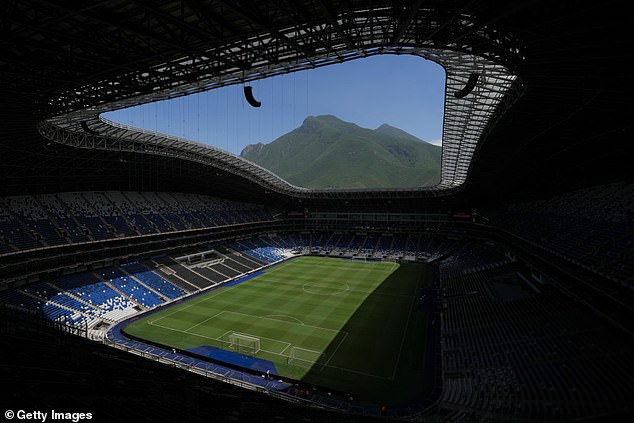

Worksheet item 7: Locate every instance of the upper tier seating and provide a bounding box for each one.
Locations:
[437,242,634,420]
[36,194,91,243]
[489,182,634,286]
[3,196,67,246]
[0,191,273,254]
[0,203,44,251]
[56,192,111,240]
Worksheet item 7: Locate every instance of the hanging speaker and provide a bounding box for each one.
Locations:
[454,73,480,99]
[243,85,261,107]
[81,120,100,135]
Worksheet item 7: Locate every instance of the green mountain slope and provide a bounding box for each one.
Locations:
[240,115,441,189]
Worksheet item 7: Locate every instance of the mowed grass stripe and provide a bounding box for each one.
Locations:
[138,257,400,352]
[125,256,430,403]
[133,257,391,355]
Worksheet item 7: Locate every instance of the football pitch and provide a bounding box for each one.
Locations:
[124,256,431,403]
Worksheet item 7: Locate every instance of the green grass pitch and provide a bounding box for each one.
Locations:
[124,256,431,404]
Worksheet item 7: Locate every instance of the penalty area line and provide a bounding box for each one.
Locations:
[320,331,348,371]
[279,343,292,356]
[183,310,226,333]
[146,321,389,380]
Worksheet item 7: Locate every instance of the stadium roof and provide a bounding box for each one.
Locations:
[1,1,631,208]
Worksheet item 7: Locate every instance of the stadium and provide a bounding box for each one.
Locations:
[1,1,632,422]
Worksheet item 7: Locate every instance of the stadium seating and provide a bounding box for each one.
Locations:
[2,229,460,330]
[81,192,139,236]
[0,202,44,251]
[2,226,632,420]
[119,262,186,300]
[52,273,138,321]
[0,191,273,253]
[437,241,634,420]
[0,289,45,312]
[222,231,457,262]
[56,192,112,240]
[237,242,286,263]
[36,194,91,243]
[103,191,154,235]
[0,289,96,326]
[94,267,163,308]
[0,258,194,327]
[119,191,174,232]
[4,196,67,246]
[489,182,634,286]
[3,281,98,326]
[374,234,394,256]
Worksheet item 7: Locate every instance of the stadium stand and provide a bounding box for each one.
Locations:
[36,194,92,243]
[151,256,219,290]
[1,219,633,420]
[0,229,450,324]
[20,281,99,323]
[0,201,45,251]
[0,191,273,253]
[237,242,286,263]
[138,192,188,229]
[437,241,634,420]
[247,231,456,262]
[4,196,67,246]
[81,191,137,237]
[0,261,191,332]
[52,273,138,322]
[120,191,175,232]
[0,289,46,314]
[103,191,155,235]
[489,182,634,286]
[0,185,631,421]
[120,262,186,300]
[94,267,163,308]
[224,246,267,269]
[56,192,112,240]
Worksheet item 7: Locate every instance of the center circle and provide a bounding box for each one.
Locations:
[302,281,349,295]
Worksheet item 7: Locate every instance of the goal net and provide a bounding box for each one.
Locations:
[287,346,324,368]
[225,332,261,355]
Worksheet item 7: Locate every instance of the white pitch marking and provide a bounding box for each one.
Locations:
[320,331,348,371]
[183,310,226,333]
[222,310,343,334]
[263,314,305,325]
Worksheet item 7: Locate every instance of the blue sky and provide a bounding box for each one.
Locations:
[103,54,445,155]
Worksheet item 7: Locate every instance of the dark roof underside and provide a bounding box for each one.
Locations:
[0,1,631,210]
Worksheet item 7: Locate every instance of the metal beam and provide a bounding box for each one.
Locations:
[315,0,355,50]
[216,0,317,66]
[390,0,426,46]
[6,0,114,42]
[184,0,236,40]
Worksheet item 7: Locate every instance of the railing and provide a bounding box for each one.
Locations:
[102,337,330,410]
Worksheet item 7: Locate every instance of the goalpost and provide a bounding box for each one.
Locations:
[225,332,261,355]
[287,346,324,368]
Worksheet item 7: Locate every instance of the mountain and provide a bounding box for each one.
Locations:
[239,115,441,189]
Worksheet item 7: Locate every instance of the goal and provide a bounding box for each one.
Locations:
[225,332,261,355]
[287,346,324,368]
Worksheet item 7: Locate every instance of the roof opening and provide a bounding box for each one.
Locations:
[103,54,445,189]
